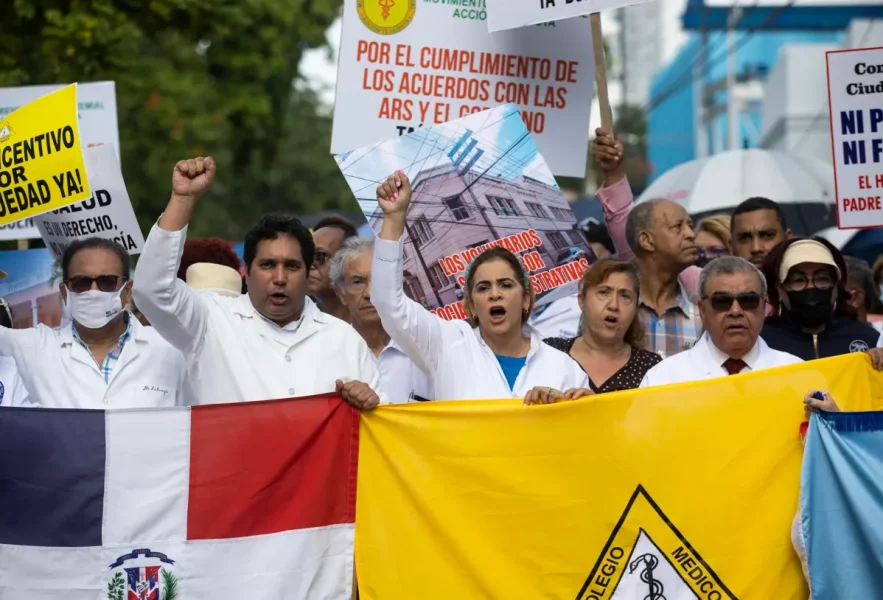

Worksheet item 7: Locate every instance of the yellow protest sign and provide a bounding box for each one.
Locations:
[0,84,91,225]
[355,354,883,599]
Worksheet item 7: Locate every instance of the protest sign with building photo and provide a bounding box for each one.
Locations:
[336,104,593,321]
[33,144,144,260]
[0,81,119,241]
[0,84,92,227]
[331,0,594,177]
[826,46,883,229]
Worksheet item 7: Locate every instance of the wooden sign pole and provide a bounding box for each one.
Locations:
[590,13,614,134]
[16,239,27,250]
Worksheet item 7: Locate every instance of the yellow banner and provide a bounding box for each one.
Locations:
[356,354,883,599]
[0,84,91,225]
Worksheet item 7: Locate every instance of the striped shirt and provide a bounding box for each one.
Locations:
[71,316,133,383]
[637,285,703,359]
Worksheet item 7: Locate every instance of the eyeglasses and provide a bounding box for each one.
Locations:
[64,275,126,294]
[312,251,329,268]
[344,277,370,294]
[697,247,728,260]
[783,272,835,291]
[703,292,763,312]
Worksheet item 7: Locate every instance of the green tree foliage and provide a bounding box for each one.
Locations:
[0,0,352,240]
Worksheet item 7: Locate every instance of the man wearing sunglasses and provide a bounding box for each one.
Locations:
[0,239,187,408]
[133,157,384,410]
[640,256,803,387]
[308,215,358,323]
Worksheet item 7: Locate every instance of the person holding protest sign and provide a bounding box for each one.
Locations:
[0,239,188,408]
[371,170,587,401]
[331,236,433,403]
[0,296,33,407]
[540,259,661,397]
[133,157,384,409]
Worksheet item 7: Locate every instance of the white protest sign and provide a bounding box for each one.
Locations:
[331,3,594,178]
[0,81,119,241]
[826,46,883,229]
[34,144,144,260]
[486,0,652,33]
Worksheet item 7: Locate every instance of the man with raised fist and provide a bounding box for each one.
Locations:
[133,157,383,409]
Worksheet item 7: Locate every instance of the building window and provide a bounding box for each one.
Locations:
[547,231,568,249]
[427,263,453,290]
[445,195,470,221]
[487,195,519,217]
[410,217,435,247]
[525,202,548,219]
[568,230,584,246]
[550,206,571,220]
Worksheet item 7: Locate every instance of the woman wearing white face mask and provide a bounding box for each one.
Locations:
[0,238,188,408]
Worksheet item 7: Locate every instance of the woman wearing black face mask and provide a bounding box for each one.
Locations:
[760,238,882,361]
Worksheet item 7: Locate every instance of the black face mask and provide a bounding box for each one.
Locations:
[786,288,834,328]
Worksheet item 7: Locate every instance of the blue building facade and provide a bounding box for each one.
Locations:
[647,30,843,182]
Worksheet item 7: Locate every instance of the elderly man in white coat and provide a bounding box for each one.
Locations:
[0,239,187,408]
[640,256,802,387]
[330,236,434,403]
[133,157,383,408]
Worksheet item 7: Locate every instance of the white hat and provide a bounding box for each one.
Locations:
[186,263,242,298]
[779,239,841,283]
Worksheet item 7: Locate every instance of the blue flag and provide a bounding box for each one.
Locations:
[801,410,883,598]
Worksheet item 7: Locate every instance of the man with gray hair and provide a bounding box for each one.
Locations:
[640,256,802,387]
[331,236,433,403]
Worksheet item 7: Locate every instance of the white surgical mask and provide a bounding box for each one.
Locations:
[64,289,124,329]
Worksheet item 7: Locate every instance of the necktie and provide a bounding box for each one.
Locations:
[723,358,747,375]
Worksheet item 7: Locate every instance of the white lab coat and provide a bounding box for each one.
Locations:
[133,224,384,405]
[639,332,803,388]
[529,292,582,339]
[0,356,32,407]
[371,237,588,400]
[376,339,434,403]
[0,317,187,408]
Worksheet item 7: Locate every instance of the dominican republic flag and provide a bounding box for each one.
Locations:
[0,394,359,600]
[801,410,883,599]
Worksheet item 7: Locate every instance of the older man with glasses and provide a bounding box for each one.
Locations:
[0,238,188,408]
[640,257,803,387]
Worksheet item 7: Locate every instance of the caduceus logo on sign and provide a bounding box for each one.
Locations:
[629,554,666,600]
[357,0,416,35]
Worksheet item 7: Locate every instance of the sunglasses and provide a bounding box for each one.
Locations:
[704,292,762,312]
[312,251,329,268]
[65,275,127,294]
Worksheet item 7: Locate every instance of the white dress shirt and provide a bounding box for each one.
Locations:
[133,224,384,405]
[639,332,803,388]
[0,356,32,407]
[371,237,588,400]
[0,318,187,408]
[376,339,434,403]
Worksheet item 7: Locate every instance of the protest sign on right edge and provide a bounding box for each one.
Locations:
[33,144,145,261]
[0,81,119,241]
[485,0,652,33]
[826,46,883,229]
[335,104,594,321]
[331,0,594,178]
[0,84,92,227]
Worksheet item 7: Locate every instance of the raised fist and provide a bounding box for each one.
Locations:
[172,157,216,201]
[376,170,411,218]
